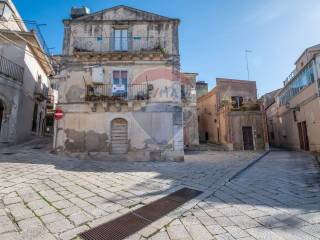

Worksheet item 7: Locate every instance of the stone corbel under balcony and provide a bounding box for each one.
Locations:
[89,102,98,112]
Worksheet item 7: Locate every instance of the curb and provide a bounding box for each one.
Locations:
[228,150,270,182]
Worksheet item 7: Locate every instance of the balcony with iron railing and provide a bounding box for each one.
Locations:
[73,36,168,54]
[85,84,150,102]
[34,82,49,101]
[0,55,24,83]
[220,99,261,112]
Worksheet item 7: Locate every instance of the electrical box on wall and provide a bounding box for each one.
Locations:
[92,66,104,84]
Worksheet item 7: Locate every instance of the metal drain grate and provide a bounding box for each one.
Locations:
[80,213,149,240]
[79,188,203,240]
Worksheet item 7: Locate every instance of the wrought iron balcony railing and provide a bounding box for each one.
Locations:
[73,37,167,54]
[34,82,49,101]
[0,55,24,82]
[85,84,149,102]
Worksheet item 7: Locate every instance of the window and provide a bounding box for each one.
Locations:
[181,85,186,99]
[231,96,243,109]
[279,61,315,106]
[293,110,297,122]
[112,70,128,96]
[114,29,128,51]
[32,103,38,132]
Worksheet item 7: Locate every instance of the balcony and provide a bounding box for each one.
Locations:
[0,55,24,83]
[34,82,49,101]
[73,37,167,54]
[85,84,150,102]
[220,99,261,112]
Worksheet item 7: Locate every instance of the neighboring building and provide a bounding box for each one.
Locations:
[182,73,199,147]
[198,78,268,151]
[53,5,184,161]
[263,44,320,152]
[196,81,208,98]
[0,0,53,144]
[261,89,281,147]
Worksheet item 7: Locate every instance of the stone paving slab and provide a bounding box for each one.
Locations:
[2,142,319,240]
[0,141,263,240]
[150,151,320,240]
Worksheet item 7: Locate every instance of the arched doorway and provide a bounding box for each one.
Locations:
[0,100,4,133]
[111,118,128,154]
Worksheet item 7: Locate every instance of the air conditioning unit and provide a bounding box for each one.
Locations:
[91,67,104,84]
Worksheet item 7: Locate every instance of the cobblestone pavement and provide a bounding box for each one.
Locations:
[148,150,320,240]
[0,139,262,240]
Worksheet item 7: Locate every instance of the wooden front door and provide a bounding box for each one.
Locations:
[298,121,310,151]
[111,118,128,154]
[243,126,254,150]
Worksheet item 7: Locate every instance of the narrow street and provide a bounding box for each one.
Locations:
[149,151,320,240]
[0,142,319,239]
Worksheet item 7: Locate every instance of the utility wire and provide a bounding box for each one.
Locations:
[0,32,55,69]
[0,20,51,58]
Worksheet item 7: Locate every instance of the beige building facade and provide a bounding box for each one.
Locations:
[263,45,320,153]
[53,5,185,161]
[198,78,268,151]
[0,0,53,145]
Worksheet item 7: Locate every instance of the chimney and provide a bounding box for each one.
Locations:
[70,7,90,19]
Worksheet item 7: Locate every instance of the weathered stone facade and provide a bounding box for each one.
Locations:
[262,45,320,153]
[182,73,199,147]
[0,0,52,144]
[196,81,208,98]
[198,78,268,151]
[53,5,184,161]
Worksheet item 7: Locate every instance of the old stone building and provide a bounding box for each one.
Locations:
[53,5,185,161]
[0,0,53,144]
[262,44,320,152]
[182,73,199,147]
[198,78,268,150]
[196,81,208,98]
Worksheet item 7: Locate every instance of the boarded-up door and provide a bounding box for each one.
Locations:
[243,126,254,150]
[111,118,128,154]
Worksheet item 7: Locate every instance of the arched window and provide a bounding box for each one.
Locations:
[111,118,128,154]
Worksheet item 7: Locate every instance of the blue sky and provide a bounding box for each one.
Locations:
[14,0,320,96]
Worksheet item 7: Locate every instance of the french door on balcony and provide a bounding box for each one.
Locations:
[112,70,128,97]
[114,29,128,51]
